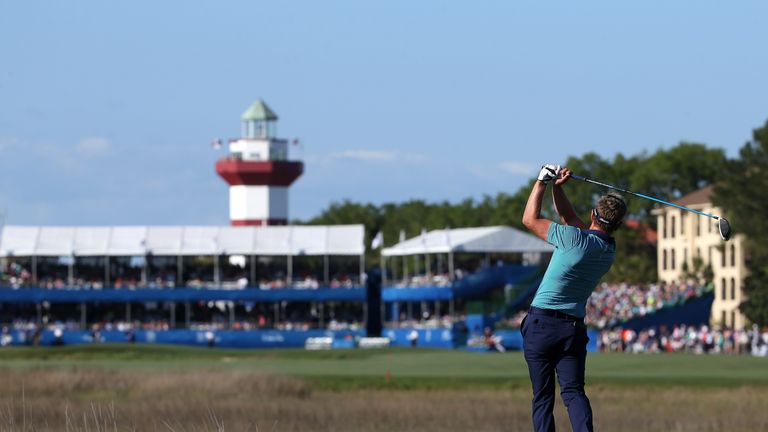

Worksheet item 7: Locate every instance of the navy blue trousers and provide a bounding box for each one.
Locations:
[522,310,593,432]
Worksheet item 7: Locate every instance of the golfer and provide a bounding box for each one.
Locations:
[521,164,627,432]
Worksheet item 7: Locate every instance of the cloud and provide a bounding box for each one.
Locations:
[499,160,536,176]
[76,137,111,155]
[332,150,398,161]
[0,137,21,153]
[307,149,427,164]
[466,165,495,180]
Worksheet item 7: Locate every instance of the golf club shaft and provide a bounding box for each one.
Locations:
[570,174,721,220]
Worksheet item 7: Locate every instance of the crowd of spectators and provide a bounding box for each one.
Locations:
[388,313,457,329]
[0,262,31,288]
[1,261,362,290]
[585,281,712,328]
[500,281,713,330]
[393,272,453,288]
[4,258,491,291]
[390,264,485,288]
[598,324,768,356]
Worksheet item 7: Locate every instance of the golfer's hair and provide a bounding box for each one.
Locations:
[594,193,627,233]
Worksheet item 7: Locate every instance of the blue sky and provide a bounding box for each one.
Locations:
[1,1,766,225]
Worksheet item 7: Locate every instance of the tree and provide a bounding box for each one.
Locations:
[302,142,729,285]
[603,224,657,283]
[305,201,383,265]
[681,256,713,286]
[713,119,768,325]
[630,143,727,220]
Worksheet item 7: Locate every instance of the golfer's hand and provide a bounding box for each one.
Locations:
[537,164,561,183]
[554,167,572,186]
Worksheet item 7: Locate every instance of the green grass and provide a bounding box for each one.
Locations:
[1,345,767,431]
[1,344,766,390]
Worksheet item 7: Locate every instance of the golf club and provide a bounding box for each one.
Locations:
[570,174,732,241]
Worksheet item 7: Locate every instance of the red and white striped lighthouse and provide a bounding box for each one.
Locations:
[216,99,303,226]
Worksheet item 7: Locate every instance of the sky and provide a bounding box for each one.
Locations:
[1,1,767,226]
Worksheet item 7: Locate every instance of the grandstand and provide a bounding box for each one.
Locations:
[380,226,552,321]
[0,224,365,287]
[0,223,563,349]
[0,225,368,344]
[0,221,742,352]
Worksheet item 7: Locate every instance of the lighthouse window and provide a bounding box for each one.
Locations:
[270,149,285,161]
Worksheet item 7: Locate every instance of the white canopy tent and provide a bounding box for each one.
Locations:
[0,225,365,257]
[381,226,553,257]
[380,226,553,285]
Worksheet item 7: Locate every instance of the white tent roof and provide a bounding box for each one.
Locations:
[109,227,149,256]
[381,226,553,256]
[0,226,38,256]
[0,225,365,257]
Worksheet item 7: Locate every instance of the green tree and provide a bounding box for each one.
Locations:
[301,142,729,285]
[679,256,713,287]
[713,119,768,325]
[630,142,727,220]
[603,224,657,283]
[305,201,383,265]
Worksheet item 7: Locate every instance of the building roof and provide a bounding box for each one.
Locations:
[673,184,714,207]
[0,225,364,257]
[241,99,278,121]
[624,219,657,243]
[381,226,553,256]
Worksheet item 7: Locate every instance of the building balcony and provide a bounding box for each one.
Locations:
[216,158,304,186]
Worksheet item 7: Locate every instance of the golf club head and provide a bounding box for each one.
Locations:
[718,217,732,241]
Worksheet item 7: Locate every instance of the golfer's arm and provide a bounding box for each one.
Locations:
[552,185,587,229]
[522,181,551,241]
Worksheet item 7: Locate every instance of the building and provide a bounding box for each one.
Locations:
[654,185,747,328]
[216,99,304,226]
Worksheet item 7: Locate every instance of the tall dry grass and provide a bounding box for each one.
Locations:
[0,369,766,431]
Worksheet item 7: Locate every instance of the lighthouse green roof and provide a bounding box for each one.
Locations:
[241,99,278,121]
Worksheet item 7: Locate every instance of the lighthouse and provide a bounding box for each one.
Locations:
[216,100,304,226]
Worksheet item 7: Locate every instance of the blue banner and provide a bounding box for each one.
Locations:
[0,287,365,304]
[5,328,364,349]
[382,327,456,348]
[0,265,539,305]
[1,326,599,351]
[382,286,453,301]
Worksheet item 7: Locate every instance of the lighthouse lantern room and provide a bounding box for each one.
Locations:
[216,99,304,226]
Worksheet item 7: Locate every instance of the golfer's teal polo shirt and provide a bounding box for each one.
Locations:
[530,223,616,318]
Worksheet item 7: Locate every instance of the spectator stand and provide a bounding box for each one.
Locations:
[0,224,582,351]
[0,225,366,332]
[0,225,365,288]
[379,226,553,347]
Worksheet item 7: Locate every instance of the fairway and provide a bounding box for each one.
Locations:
[2,344,767,387]
[1,345,767,431]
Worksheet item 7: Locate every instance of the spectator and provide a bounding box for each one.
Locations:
[407,329,418,347]
[597,324,768,356]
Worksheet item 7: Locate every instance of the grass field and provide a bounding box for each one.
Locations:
[0,345,767,431]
